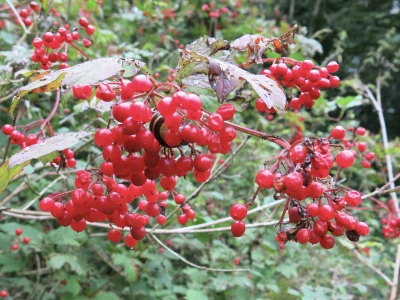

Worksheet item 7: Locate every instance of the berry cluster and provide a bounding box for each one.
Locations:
[0,1,40,28]
[201,3,238,19]
[261,60,340,110]
[1,124,76,168]
[31,17,94,70]
[381,200,400,239]
[229,131,370,248]
[10,228,30,252]
[39,73,241,246]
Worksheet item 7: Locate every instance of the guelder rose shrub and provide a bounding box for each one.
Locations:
[1,17,374,252]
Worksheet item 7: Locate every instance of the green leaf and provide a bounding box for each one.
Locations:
[62,58,145,86]
[10,72,66,117]
[57,277,81,296]
[46,227,85,247]
[0,160,31,194]
[93,292,120,300]
[0,254,26,273]
[335,95,363,109]
[112,253,137,282]
[9,131,92,168]
[40,0,50,13]
[38,151,59,165]
[185,289,208,300]
[47,254,86,275]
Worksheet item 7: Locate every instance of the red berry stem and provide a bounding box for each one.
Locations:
[70,42,91,60]
[277,197,291,226]
[40,89,61,135]
[245,187,261,208]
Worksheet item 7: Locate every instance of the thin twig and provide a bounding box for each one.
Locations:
[150,233,250,272]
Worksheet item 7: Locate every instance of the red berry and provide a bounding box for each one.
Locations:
[23,237,30,244]
[94,128,114,147]
[11,243,19,251]
[355,222,369,236]
[284,172,303,190]
[320,235,335,249]
[217,104,235,120]
[177,214,188,225]
[86,25,95,35]
[326,61,339,73]
[208,114,224,132]
[231,220,246,237]
[40,197,55,211]
[194,154,212,172]
[2,124,14,135]
[355,127,366,136]
[319,205,335,221]
[255,170,274,189]
[345,190,362,207]
[78,17,89,27]
[96,83,116,102]
[330,76,340,88]
[307,203,320,217]
[336,150,355,168]
[296,228,310,244]
[15,228,23,236]
[108,229,122,243]
[331,126,346,140]
[72,84,92,100]
[230,204,247,220]
[132,74,153,93]
[307,182,324,198]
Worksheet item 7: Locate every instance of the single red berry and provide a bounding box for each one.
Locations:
[23,237,30,244]
[255,170,274,189]
[194,154,212,172]
[78,17,89,27]
[326,61,339,73]
[72,84,92,100]
[0,290,8,298]
[284,172,303,190]
[96,83,116,102]
[296,228,310,244]
[124,234,138,248]
[11,244,19,251]
[132,74,153,93]
[82,38,92,48]
[231,220,246,237]
[208,114,224,132]
[40,197,55,211]
[86,25,95,35]
[355,222,369,236]
[15,228,23,236]
[336,150,355,168]
[217,104,235,120]
[108,229,122,243]
[355,127,366,136]
[345,190,362,207]
[2,124,14,135]
[331,126,346,140]
[230,204,247,220]
[320,235,335,249]
[330,76,340,88]
[177,214,188,225]
[307,182,324,198]
[156,215,167,225]
[307,203,320,217]
[319,205,335,221]
[362,160,371,168]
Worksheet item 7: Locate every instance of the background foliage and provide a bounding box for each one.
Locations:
[0,0,399,299]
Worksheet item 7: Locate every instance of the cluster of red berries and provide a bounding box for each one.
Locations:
[10,228,30,252]
[1,124,76,168]
[339,126,376,169]
[261,60,340,110]
[201,3,238,19]
[31,17,94,70]
[40,73,241,244]
[0,1,40,28]
[381,200,400,239]
[228,128,370,247]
